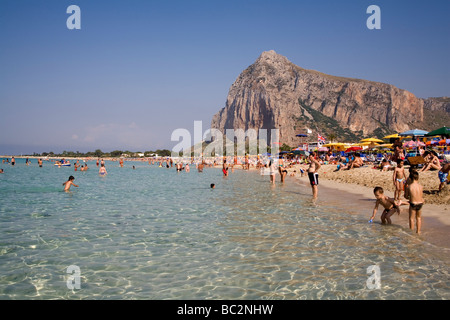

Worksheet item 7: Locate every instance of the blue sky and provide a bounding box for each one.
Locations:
[0,0,449,154]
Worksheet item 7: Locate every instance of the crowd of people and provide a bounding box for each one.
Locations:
[2,145,449,235]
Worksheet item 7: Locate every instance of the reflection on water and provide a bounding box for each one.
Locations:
[0,160,449,299]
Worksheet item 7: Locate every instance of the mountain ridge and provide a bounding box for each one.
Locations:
[211,50,449,146]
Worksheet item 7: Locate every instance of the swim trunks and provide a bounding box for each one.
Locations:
[382,204,399,215]
[410,203,424,211]
[308,172,319,186]
[439,171,449,183]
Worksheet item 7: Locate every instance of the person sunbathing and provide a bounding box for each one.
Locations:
[419,151,441,172]
[344,153,364,170]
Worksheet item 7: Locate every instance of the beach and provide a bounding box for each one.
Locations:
[0,157,449,299]
[287,164,450,250]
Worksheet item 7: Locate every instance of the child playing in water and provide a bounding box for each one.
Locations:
[63,176,79,191]
[393,159,406,201]
[368,187,401,225]
[405,170,425,234]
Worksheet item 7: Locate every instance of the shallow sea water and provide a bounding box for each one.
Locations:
[0,159,449,299]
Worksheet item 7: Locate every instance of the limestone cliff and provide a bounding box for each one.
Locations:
[210,50,441,146]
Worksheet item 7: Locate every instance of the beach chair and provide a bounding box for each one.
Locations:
[376,153,384,163]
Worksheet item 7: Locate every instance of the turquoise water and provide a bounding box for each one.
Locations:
[0,158,449,300]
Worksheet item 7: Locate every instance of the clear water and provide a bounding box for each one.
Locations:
[0,159,449,300]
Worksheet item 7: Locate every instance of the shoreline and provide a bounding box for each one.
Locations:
[288,165,450,251]
[3,157,449,250]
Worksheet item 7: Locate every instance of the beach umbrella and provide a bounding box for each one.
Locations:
[403,140,425,149]
[383,133,401,139]
[399,129,429,137]
[322,142,346,149]
[425,127,450,138]
[291,150,310,156]
[439,139,449,146]
[296,134,308,137]
[360,137,384,143]
[374,144,394,149]
[345,146,363,153]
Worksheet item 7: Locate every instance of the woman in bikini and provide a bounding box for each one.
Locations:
[278,157,288,183]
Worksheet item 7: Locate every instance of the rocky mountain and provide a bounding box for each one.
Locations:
[211,50,448,146]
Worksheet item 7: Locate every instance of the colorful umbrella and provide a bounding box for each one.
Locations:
[291,150,310,156]
[399,129,429,137]
[403,140,425,148]
[360,137,384,143]
[345,146,363,153]
[374,144,394,149]
[425,127,450,138]
[383,133,400,139]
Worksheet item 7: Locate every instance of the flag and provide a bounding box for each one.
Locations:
[318,133,326,142]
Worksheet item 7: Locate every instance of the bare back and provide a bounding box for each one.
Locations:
[407,182,424,204]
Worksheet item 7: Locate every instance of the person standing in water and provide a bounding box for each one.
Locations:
[63,176,79,192]
[405,171,425,234]
[222,159,229,177]
[278,157,287,183]
[307,152,321,199]
[99,163,107,176]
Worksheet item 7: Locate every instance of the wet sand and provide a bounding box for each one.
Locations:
[288,165,450,250]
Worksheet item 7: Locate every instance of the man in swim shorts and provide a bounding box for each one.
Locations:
[438,163,450,192]
[307,152,321,199]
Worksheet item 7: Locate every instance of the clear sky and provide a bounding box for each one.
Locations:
[0,0,449,154]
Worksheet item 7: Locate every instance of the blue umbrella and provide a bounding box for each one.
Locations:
[296,134,308,137]
[399,129,429,137]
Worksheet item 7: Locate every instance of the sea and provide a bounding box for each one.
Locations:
[0,158,449,300]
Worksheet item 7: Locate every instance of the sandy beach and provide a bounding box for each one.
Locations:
[288,164,450,250]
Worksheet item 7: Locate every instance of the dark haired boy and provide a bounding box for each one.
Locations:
[63,176,79,191]
[368,187,400,224]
